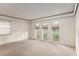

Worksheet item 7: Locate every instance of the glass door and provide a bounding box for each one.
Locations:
[52,27,59,41]
[42,23,48,40]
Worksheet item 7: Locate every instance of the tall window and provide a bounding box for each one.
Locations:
[42,23,48,40]
[0,21,10,35]
[52,21,59,41]
[52,27,59,41]
[35,24,40,40]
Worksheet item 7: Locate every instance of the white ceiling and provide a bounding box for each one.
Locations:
[0,3,75,20]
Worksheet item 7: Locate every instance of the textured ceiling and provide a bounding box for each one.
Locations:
[0,3,75,20]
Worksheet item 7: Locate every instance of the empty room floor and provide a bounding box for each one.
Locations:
[0,40,76,56]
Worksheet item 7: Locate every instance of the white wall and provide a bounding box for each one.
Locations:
[75,4,79,55]
[29,16,75,47]
[10,20,29,42]
[0,16,29,45]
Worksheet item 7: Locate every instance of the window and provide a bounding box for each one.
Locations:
[52,21,59,41]
[52,27,59,41]
[42,23,48,40]
[35,24,40,39]
[0,21,10,35]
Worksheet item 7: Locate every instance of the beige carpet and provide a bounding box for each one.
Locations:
[0,39,76,56]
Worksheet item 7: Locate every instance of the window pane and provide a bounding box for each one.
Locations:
[35,29,40,39]
[52,27,59,41]
[42,23,48,40]
[43,29,48,40]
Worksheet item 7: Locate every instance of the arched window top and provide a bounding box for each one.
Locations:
[35,26,40,29]
[51,27,59,29]
[35,23,40,29]
[54,21,59,24]
[42,23,48,29]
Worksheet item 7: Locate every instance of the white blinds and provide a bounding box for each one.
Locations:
[0,21,10,35]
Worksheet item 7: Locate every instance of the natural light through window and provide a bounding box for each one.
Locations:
[0,21,10,35]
